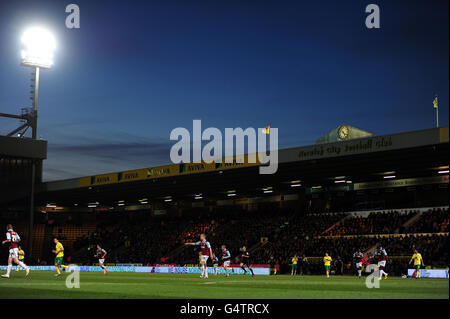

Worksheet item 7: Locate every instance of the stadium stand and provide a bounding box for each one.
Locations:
[1,126,448,277]
[32,206,443,276]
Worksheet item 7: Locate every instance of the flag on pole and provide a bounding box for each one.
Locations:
[433,96,439,109]
[262,125,270,135]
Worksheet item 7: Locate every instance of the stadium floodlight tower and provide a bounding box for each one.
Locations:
[0,27,56,138]
[20,27,56,138]
[0,28,55,258]
[20,27,55,260]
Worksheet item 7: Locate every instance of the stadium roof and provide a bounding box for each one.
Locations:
[31,126,448,209]
[0,135,47,159]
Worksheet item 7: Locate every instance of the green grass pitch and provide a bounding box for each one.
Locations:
[0,271,448,299]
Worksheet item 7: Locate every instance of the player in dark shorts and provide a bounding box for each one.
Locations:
[239,246,254,276]
[269,256,277,275]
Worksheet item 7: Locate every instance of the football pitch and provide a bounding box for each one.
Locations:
[0,272,448,299]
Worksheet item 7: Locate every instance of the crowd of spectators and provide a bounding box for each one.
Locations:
[326,211,417,236]
[65,207,449,274]
[406,208,449,233]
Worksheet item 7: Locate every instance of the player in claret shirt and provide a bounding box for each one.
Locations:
[212,254,219,275]
[95,244,108,274]
[185,233,214,279]
[353,250,364,278]
[375,246,389,280]
[221,245,231,277]
[1,224,30,278]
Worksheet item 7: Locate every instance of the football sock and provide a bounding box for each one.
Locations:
[6,264,12,276]
[56,266,61,274]
[18,261,27,269]
[250,268,254,276]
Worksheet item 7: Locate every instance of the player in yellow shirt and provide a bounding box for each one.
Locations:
[409,249,424,279]
[323,253,332,278]
[16,246,25,272]
[291,255,299,276]
[198,251,202,270]
[52,238,68,276]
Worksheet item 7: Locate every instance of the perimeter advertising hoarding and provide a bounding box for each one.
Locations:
[0,265,270,275]
[407,269,449,278]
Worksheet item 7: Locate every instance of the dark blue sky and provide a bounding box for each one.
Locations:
[0,0,448,181]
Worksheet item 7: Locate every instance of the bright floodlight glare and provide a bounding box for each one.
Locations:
[21,27,56,68]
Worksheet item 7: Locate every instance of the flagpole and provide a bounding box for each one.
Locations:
[436,106,439,128]
[433,95,439,128]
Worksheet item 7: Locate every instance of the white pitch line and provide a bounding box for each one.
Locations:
[0,282,154,286]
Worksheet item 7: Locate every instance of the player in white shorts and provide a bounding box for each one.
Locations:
[353,250,364,278]
[200,254,209,264]
[94,244,108,274]
[221,245,232,277]
[375,246,388,280]
[212,255,219,275]
[1,224,30,278]
[185,233,213,279]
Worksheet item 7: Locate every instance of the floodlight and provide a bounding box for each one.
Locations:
[21,27,56,68]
